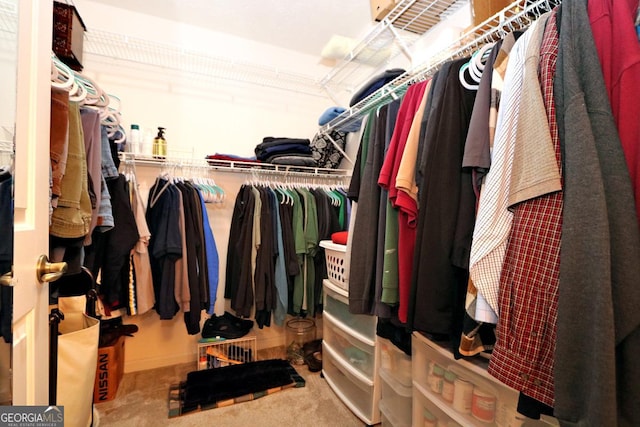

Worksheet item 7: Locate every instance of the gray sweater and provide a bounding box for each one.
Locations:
[554,0,640,426]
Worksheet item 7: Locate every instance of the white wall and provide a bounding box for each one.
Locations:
[73,0,340,372]
[70,0,472,373]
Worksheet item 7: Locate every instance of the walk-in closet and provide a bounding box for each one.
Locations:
[1,0,639,426]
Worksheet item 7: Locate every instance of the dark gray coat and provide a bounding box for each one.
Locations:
[554,1,640,426]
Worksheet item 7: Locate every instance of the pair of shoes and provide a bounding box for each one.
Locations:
[223,311,254,332]
[302,339,322,372]
[202,314,250,340]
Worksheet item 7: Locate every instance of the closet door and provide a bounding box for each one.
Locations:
[11,0,53,405]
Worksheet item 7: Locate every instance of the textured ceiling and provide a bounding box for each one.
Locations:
[87,0,376,57]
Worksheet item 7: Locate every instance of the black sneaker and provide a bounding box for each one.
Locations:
[202,315,248,339]
[223,311,254,332]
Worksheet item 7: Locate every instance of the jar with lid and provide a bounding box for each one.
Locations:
[442,370,457,403]
[427,362,444,394]
[453,376,474,414]
[423,409,437,427]
[472,386,497,423]
[285,318,316,365]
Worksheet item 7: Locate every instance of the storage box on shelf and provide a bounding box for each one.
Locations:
[319,240,348,291]
[196,335,257,370]
[322,278,380,425]
[412,332,559,427]
[378,336,412,427]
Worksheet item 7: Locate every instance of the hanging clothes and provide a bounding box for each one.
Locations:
[588,0,640,228]
[146,178,182,319]
[196,189,219,316]
[484,10,559,410]
[225,180,347,325]
[409,57,477,351]
[348,106,389,315]
[127,172,155,315]
[378,81,428,323]
[226,185,256,318]
[0,170,12,343]
[553,1,640,425]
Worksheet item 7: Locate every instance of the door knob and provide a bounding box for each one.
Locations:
[0,270,12,287]
[36,255,67,283]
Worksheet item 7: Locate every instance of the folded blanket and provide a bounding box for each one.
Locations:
[256,143,312,160]
[259,137,311,149]
[267,155,316,167]
[206,153,260,163]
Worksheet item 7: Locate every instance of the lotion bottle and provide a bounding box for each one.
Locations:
[153,127,167,160]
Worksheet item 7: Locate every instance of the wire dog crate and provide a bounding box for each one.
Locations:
[196,335,257,370]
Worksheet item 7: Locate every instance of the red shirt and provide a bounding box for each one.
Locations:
[378,82,427,323]
[589,0,640,226]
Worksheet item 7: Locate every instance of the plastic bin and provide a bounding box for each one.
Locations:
[320,240,348,290]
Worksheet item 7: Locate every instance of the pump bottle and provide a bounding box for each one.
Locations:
[153,127,167,160]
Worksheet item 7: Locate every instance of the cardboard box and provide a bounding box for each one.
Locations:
[470,0,513,26]
[370,0,397,21]
[93,336,125,403]
[53,1,87,71]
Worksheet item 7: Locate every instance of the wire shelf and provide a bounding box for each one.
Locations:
[320,0,559,135]
[319,0,467,98]
[0,0,17,42]
[83,29,327,98]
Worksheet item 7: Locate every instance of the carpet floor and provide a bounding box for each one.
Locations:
[94,347,365,427]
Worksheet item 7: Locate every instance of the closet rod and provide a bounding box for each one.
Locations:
[319,0,559,135]
[120,153,351,178]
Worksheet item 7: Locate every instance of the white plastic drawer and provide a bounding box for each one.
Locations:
[322,341,379,425]
[323,279,376,340]
[412,332,514,426]
[324,315,375,380]
[380,369,412,427]
[380,398,411,427]
[413,388,462,427]
[378,336,412,388]
[412,333,559,427]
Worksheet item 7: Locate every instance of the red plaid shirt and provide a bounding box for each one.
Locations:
[488,11,561,408]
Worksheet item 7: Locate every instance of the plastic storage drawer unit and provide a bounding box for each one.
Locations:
[324,315,375,379]
[323,341,379,424]
[323,279,376,340]
[412,332,559,427]
[379,368,412,427]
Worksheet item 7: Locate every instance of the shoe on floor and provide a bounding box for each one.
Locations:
[303,339,322,372]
